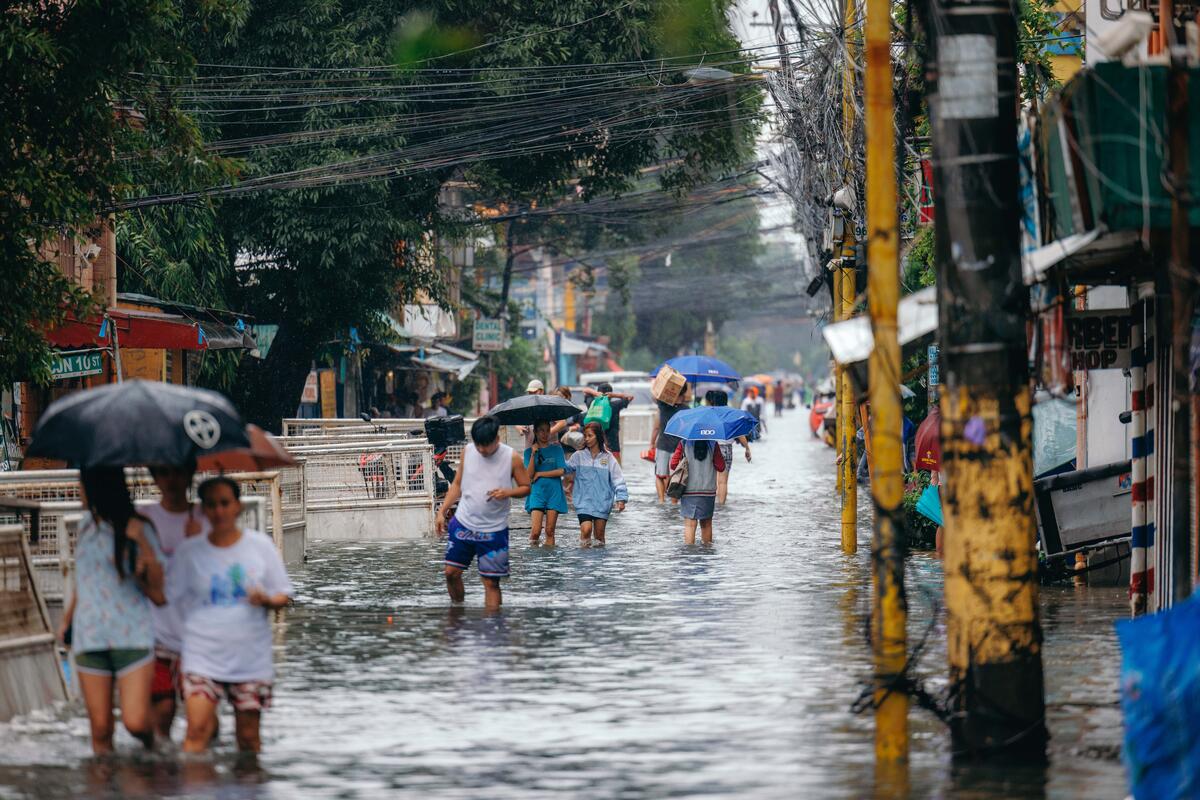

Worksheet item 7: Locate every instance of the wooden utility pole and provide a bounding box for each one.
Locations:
[1164,0,1194,605]
[838,0,860,554]
[864,0,907,762]
[922,0,1047,756]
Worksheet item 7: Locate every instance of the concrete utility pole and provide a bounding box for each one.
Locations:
[864,0,907,763]
[838,0,860,555]
[922,0,1047,756]
[1163,0,1194,604]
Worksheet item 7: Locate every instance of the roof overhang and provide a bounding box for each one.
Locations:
[45,309,209,351]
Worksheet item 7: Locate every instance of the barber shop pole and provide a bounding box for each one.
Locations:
[1129,296,1151,615]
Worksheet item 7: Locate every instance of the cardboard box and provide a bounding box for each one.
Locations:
[651,365,687,404]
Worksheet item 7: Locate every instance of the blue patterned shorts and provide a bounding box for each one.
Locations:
[445,517,510,578]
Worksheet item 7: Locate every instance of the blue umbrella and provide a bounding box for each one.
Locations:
[664,406,758,442]
[654,355,741,383]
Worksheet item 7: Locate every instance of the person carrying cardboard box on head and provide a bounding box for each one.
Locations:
[649,366,691,504]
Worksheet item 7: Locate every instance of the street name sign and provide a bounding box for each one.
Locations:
[50,352,104,381]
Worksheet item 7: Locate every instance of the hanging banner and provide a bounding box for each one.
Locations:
[1066,309,1134,371]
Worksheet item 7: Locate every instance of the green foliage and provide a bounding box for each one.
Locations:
[489,336,546,401]
[119,0,760,426]
[389,10,479,68]
[901,226,936,294]
[716,332,775,376]
[1017,0,1064,100]
[0,0,245,386]
[627,194,768,359]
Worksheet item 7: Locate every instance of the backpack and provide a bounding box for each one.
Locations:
[583,395,613,426]
[666,454,689,500]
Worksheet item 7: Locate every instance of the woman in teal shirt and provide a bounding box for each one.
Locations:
[524,420,567,546]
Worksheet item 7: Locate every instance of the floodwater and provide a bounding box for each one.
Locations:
[0,411,1127,799]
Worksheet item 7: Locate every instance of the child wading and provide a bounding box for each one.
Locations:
[524,420,567,546]
[564,422,628,546]
[437,415,531,609]
[60,467,166,754]
[670,439,727,544]
[704,390,751,506]
[169,476,294,755]
[144,462,210,740]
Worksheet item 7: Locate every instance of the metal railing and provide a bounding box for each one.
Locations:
[286,442,434,508]
[282,418,427,437]
[0,467,305,569]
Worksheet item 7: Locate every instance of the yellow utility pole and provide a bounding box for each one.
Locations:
[864,0,907,762]
[838,0,860,554]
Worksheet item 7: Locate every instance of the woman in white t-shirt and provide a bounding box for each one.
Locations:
[168,476,294,754]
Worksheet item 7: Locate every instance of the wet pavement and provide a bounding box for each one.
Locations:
[0,411,1127,798]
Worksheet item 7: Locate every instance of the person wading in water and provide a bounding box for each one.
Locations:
[143,462,210,741]
[437,415,531,609]
[704,390,751,505]
[170,476,293,756]
[524,420,567,547]
[651,384,692,504]
[564,422,628,546]
[60,467,166,754]
[670,439,727,545]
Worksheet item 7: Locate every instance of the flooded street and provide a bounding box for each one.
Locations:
[0,412,1127,798]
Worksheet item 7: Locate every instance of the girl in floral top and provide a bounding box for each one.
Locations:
[59,467,166,754]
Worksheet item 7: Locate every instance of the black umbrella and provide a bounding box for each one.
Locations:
[26,380,251,468]
[487,394,581,426]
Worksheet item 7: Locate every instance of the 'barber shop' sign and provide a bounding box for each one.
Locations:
[1067,309,1133,371]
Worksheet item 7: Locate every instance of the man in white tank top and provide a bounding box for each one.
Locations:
[437,415,530,609]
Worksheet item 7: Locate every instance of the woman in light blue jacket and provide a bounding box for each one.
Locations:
[564,422,628,546]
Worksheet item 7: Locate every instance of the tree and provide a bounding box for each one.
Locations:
[0,0,245,386]
[130,0,762,428]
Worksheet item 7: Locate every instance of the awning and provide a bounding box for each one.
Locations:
[118,293,254,350]
[411,346,479,380]
[1021,228,1103,285]
[560,333,608,356]
[378,306,457,343]
[822,286,937,366]
[46,309,208,351]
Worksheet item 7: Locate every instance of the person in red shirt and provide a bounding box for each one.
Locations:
[669,439,727,544]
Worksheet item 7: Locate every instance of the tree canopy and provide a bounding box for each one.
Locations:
[0,0,244,386]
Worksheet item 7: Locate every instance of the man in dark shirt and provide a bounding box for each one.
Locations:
[583,382,633,464]
[650,384,692,503]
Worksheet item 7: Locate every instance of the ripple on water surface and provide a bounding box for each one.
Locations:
[0,413,1127,799]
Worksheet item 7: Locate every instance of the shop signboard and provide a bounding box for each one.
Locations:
[1066,309,1133,371]
[473,318,505,352]
[318,369,337,418]
[50,351,104,381]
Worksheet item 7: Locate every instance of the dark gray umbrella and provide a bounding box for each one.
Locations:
[487,394,581,426]
[26,380,251,468]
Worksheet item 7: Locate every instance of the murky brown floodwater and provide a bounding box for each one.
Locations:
[0,411,1127,798]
